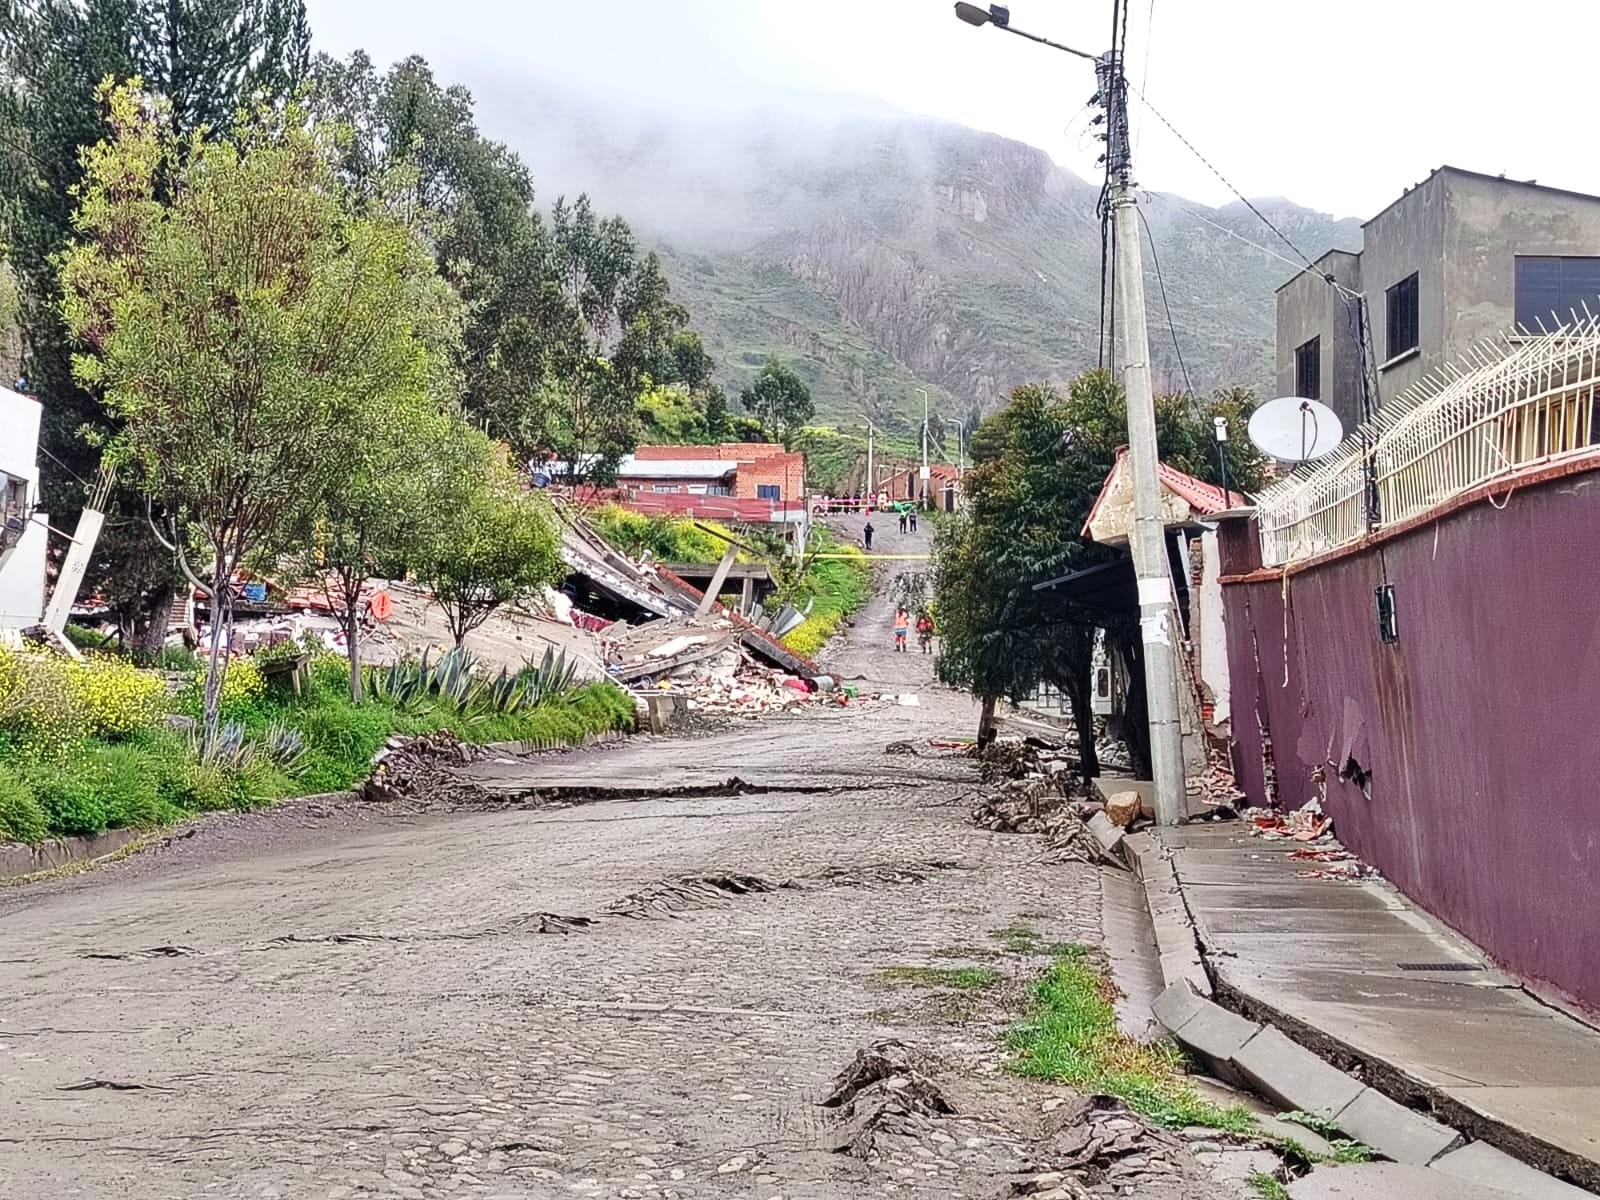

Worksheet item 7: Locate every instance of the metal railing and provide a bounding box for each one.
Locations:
[1257,318,1600,566]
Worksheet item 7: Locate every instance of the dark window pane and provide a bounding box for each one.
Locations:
[1295,336,1321,400]
[1386,274,1419,357]
[1516,256,1600,329]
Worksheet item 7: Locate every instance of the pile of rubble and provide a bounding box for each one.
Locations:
[1187,744,1246,811]
[821,1040,956,1163]
[361,731,491,806]
[603,619,830,717]
[1243,798,1384,881]
[1012,1095,1193,1197]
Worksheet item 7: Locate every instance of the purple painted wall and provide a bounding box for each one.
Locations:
[1222,462,1600,1010]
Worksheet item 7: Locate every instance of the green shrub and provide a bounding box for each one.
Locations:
[589,504,738,564]
[84,743,177,828]
[0,763,48,844]
[24,762,109,835]
[62,623,116,652]
[176,758,241,811]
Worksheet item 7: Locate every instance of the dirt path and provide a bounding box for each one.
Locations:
[0,539,1240,1199]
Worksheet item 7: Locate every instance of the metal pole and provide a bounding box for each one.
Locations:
[867,422,875,504]
[1099,49,1187,826]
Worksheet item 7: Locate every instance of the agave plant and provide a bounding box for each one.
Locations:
[518,646,580,707]
[429,646,486,711]
[259,719,309,777]
[190,719,256,770]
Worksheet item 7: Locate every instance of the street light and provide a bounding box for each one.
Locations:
[954,2,1002,26]
[950,3,1096,59]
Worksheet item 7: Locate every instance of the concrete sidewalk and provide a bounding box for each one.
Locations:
[1157,820,1600,1192]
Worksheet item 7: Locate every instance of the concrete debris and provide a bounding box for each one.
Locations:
[1246,799,1331,842]
[821,1040,955,1162]
[1104,790,1145,829]
[1019,1094,1190,1193]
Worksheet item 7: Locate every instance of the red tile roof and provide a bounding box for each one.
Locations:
[1081,446,1248,539]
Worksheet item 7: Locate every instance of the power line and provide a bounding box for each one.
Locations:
[1133,0,1155,158]
[1135,204,1196,402]
[1127,83,1320,275]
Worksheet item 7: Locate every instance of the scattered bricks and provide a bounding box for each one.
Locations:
[1332,1087,1461,1166]
[1231,1027,1365,1120]
[1431,1142,1593,1199]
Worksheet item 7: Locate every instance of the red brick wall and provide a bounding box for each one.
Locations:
[733,452,805,500]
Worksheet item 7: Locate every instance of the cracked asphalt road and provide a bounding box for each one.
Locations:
[0,521,1129,1199]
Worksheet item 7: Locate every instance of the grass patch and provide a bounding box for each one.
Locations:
[1007,951,1255,1133]
[780,536,871,658]
[1247,1174,1290,1200]
[877,965,1001,991]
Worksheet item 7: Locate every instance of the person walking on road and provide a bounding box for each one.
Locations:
[916,610,935,654]
[863,521,874,552]
[893,607,910,653]
[908,508,918,533]
[898,509,908,535]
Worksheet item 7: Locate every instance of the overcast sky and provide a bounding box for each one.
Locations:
[308,0,1600,220]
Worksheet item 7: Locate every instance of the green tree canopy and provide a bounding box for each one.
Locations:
[413,432,564,648]
[934,371,1265,764]
[739,358,814,447]
[61,83,461,746]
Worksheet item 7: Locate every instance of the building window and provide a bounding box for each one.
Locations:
[1514,256,1600,330]
[1294,337,1321,401]
[756,484,781,501]
[1386,273,1419,358]
[652,484,680,493]
[707,485,732,497]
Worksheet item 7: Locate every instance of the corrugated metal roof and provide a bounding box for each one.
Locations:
[614,458,738,480]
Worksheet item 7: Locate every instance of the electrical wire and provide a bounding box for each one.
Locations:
[1135,204,1196,401]
[1127,82,1320,275]
[1133,0,1155,158]
[36,442,93,490]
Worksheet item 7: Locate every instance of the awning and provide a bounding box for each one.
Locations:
[1031,557,1137,619]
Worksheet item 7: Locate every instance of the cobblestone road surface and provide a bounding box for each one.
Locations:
[0,520,1230,1199]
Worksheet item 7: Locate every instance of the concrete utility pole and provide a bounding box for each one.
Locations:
[866,421,875,501]
[951,2,1186,824]
[917,388,930,507]
[1097,51,1187,826]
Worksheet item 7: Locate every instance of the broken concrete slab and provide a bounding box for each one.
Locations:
[1232,1026,1366,1120]
[1087,810,1127,857]
[1288,1163,1518,1200]
[1170,999,1261,1083]
[1432,1142,1594,1199]
[1152,981,1207,1036]
[1334,1086,1461,1166]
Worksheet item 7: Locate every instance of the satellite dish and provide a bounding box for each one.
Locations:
[1247,396,1344,462]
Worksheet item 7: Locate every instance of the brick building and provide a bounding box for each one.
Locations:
[620,443,806,502]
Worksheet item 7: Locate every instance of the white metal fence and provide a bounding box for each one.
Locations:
[1256,319,1600,566]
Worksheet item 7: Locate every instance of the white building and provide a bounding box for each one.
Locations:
[0,385,48,631]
